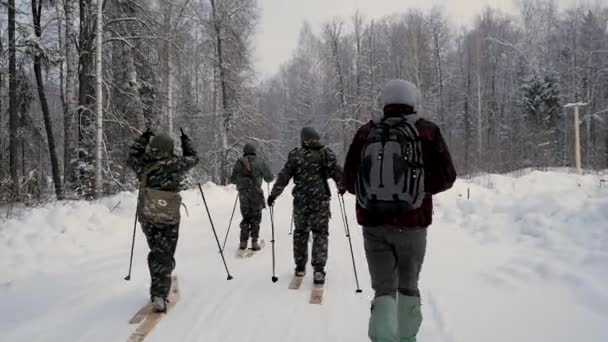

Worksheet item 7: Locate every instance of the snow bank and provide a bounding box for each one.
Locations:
[1,172,607,342]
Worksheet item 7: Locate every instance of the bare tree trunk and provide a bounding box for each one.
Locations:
[64,0,78,192]
[0,34,3,174]
[430,13,446,126]
[368,20,375,116]
[8,0,20,198]
[55,0,66,117]
[78,0,96,199]
[31,0,64,200]
[161,1,174,134]
[20,89,26,178]
[353,12,363,121]
[476,34,483,171]
[462,38,472,174]
[210,0,230,185]
[325,21,347,152]
[94,0,103,198]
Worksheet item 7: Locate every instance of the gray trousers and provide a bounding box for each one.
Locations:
[363,226,427,298]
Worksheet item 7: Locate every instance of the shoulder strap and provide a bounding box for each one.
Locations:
[241,156,258,182]
[241,157,252,172]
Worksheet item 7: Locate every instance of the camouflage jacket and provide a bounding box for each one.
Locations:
[270,142,342,205]
[127,132,199,192]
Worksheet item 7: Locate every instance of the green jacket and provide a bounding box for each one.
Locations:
[230,155,273,190]
[230,154,274,210]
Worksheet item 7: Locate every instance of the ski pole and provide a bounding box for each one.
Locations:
[221,194,239,252]
[340,201,349,237]
[339,195,362,293]
[269,205,278,283]
[198,183,234,280]
[124,206,138,281]
[337,193,350,238]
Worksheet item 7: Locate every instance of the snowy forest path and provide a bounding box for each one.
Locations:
[1,174,608,341]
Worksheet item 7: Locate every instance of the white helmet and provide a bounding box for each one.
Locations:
[380,79,420,110]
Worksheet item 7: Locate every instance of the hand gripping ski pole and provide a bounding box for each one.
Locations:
[198,183,234,280]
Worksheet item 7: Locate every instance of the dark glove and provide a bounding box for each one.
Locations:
[142,128,154,139]
[267,194,276,207]
[180,127,190,142]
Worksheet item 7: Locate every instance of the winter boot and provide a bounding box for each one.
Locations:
[397,294,422,342]
[251,239,261,251]
[151,296,167,313]
[239,240,248,250]
[369,295,398,342]
[313,270,326,285]
[295,265,306,277]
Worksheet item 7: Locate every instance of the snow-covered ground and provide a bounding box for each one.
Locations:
[1,171,607,342]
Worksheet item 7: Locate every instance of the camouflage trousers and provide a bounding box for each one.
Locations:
[141,221,179,298]
[293,199,330,272]
[239,204,262,242]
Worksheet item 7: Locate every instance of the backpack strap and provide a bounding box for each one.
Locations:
[241,156,258,182]
[378,115,420,126]
[241,157,252,172]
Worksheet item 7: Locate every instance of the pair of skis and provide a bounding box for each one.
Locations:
[127,276,180,342]
[288,274,324,304]
[236,239,266,258]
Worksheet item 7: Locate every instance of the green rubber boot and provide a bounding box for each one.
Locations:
[368,295,398,342]
[397,294,422,342]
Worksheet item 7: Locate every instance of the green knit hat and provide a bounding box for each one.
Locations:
[300,127,321,147]
[148,133,174,158]
[243,143,256,156]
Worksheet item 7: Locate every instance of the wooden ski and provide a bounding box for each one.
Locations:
[309,284,324,304]
[128,302,153,325]
[245,239,265,258]
[288,275,304,290]
[236,239,265,258]
[127,276,180,342]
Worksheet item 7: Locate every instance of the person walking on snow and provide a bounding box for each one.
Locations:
[267,127,342,285]
[230,143,274,251]
[340,80,456,342]
[127,129,199,312]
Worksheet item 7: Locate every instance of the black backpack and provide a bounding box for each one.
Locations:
[356,116,425,217]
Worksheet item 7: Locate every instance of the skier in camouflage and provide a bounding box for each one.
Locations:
[267,127,342,285]
[127,129,199,312]
[230,143,274,251]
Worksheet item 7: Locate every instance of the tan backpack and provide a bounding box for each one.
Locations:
[138,163,182,225]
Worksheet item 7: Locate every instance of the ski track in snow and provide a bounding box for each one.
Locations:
[1,171,608,342]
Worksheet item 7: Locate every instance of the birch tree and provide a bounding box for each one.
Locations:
[94,0,103,197]
[30,0,63,199]
[8,0,19,198]
[64,0,78,193]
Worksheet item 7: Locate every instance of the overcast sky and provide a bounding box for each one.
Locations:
[254,0,581,77]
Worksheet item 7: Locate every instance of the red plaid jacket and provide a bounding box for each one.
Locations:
[341,115,456,228]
